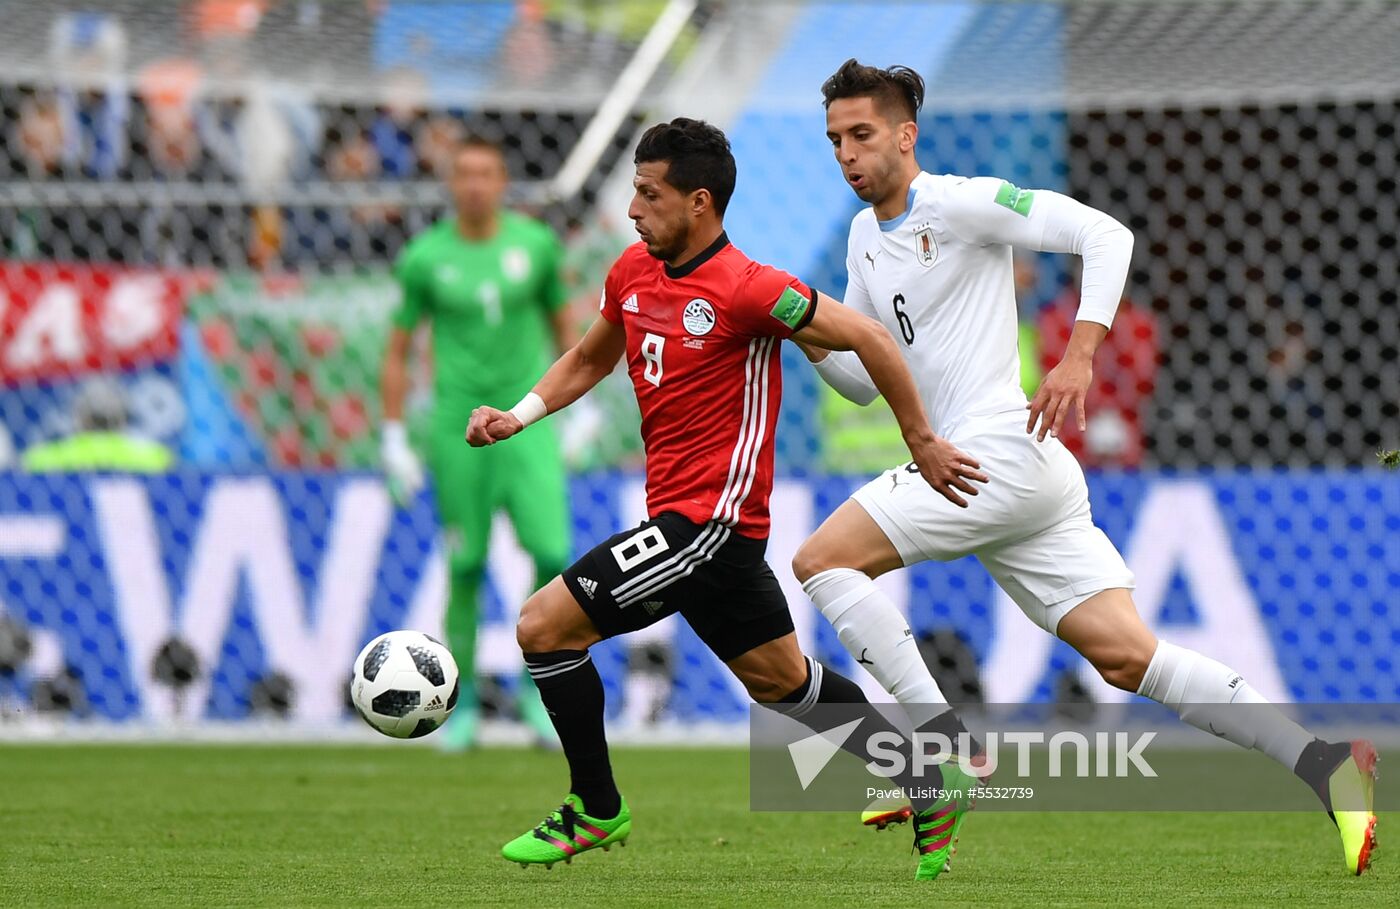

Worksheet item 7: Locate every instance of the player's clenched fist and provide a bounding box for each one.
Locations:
[465,406,523,447]
[907,434,990,509]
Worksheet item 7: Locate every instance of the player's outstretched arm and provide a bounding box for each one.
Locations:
[941,177,1134,442]
[793,339,880,405]
[465,315,626,447]
[792,235,882,405]
[794,292,989,507]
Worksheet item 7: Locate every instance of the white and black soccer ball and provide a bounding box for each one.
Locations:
[350,631,459,739]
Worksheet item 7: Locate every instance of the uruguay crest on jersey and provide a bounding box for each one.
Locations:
[915,226,937,266]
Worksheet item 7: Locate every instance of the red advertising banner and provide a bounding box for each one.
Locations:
[0,262,199,383]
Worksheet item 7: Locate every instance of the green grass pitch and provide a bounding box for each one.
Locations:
[0,744,1388,907]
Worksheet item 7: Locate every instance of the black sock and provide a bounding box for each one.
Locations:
[917,709,984,773]
[776,657,940,812]
[1293,738,1352,815]
[523,650,621,819]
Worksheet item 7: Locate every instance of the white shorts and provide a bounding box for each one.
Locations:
[852,413,1135,634]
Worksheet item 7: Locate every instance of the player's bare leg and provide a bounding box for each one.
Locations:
[794,499,905,579]
[725,631,810,702]
[502,579,631,868]
[1058,589,1378,874]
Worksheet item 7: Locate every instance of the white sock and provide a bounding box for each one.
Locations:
[803,567,950,728]
[1136,640,1312,770]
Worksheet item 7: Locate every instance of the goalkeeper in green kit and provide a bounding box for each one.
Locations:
[380,135,573,750]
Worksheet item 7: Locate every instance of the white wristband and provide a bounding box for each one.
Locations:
[508,392,548,428]
[383,420,408,449]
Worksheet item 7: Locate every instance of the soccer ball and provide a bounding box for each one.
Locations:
[350,631,459,738]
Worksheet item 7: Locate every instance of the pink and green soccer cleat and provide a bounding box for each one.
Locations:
[912,763,980,881]
[501,795,630,869]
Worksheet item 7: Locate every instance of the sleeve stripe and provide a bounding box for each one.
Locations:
[794,286,818,332]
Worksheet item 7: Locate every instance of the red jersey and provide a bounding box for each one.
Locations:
[600,234,815,539]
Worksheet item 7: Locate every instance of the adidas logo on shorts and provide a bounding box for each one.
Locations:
[577,576,598,599]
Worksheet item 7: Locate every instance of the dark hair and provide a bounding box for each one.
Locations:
[821,58,925,123]
[457,131,505,158]
[633,117,737,216]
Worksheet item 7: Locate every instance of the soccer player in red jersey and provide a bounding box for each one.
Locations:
[468,119,986,870]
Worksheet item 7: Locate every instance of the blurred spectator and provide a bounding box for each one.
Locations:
[326,130,386,219]
[370,69,427,179]
[51,12,130,180]
[1039,279,1159,469]
[190,0,267,83]
[1262,316,1326,446]
[191,0,269,39]
[197,94,247,181]
[145,102,204,178]
[501,0,557,88]
[238,80,322,269]
[237,83,297,185]
[15,89,67,178]
[50,10,128,74]
[135,59,206,180]
[47,14,137,260]
[281,129,395,266]
[1266,319,1315,390]
[21,379,173,473]
[59,86,130,180]
[416,114,466,179]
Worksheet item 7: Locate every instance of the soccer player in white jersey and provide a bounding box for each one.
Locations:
[791,59,1378,880]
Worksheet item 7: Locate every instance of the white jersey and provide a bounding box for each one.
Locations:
[830,173,1139,631]
[836,171,1132,438]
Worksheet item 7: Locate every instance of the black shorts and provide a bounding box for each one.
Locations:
[562,512,795,662]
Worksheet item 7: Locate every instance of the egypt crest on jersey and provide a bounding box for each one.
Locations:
[599,235,815,538]
[682,298,716,335]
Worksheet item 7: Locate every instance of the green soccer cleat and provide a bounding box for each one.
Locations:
[912,764,979,881]
[501,795,631,869]
[1319,740,1379,875]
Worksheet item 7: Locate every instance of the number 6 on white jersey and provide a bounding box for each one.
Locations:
[642,332,665,387]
